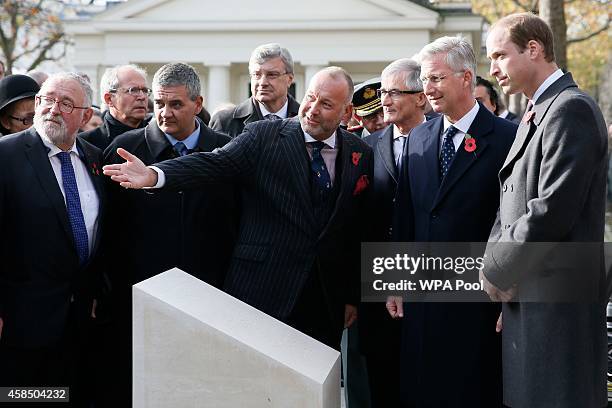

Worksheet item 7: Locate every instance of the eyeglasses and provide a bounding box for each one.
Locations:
[36,95,90,114]
[420,72,464,85]
[249,71,288,80]
[377,89,423,99]
[9,114,34,126]
[109,87,152,96]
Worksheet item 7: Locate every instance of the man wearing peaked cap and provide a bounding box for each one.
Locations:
[350,77,385,138]
[0,74,40,136]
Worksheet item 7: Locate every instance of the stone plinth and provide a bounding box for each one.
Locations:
[133,268,341,408]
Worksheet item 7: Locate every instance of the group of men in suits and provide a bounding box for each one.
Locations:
[0,12,608,408]
[105,66,371,351]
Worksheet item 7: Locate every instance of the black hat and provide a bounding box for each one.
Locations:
[353,77,382,117]
[0,74,40,115]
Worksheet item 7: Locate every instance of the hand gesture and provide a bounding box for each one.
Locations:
[102,148,158,189]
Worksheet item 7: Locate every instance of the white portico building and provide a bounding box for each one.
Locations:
[65,0,484,112]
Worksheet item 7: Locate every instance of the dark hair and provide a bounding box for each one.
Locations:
[493,12,555,63]
[476,76,500,115]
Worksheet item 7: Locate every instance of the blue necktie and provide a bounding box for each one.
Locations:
[57,151,89,265]
[174,141,189,157]
[310,141,332,194]
[439,125,459,179]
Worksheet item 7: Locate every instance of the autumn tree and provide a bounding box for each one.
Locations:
[0,0,72,75]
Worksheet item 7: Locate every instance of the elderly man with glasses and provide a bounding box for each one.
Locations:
[0,72,105,405]
[79,64,151,150]
[210,43,300,137]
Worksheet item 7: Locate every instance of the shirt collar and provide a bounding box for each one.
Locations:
[443,101,479,134]
[531,69,564,104]
[40,134,79,158]
[498,109,509,119]
[392,117,427,139]
[164,119,200,150]
[303,128,336,149]
[258,98,289,119]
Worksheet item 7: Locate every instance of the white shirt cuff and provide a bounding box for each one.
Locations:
[147,166,166,189]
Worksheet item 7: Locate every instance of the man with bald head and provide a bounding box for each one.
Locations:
[80,64,150,149]
[0,72,105,402]
[104,67,372,348]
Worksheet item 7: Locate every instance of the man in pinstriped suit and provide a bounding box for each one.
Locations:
[104,66,373,349]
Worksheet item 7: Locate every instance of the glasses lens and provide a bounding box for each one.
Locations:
[60,101,74,113]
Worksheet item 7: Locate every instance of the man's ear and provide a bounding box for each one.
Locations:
[342,103,353,125]
[194,95,203,115]
[103,92,114,108]
[527,39,542,59]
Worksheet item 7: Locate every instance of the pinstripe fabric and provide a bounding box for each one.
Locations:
[156,117,373,322]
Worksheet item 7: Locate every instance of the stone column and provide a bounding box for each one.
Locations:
[206,64,231,114]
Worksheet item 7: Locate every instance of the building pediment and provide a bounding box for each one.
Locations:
[71,0,440,33]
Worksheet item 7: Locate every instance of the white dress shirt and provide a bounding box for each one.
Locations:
[531,69,564,104]
[41,137,100,255]
[258,98,289,119]
[439,102,480,154]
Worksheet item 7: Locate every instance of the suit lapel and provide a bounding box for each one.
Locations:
[196,121,222,152]
[319,130,363,239]
[145,120,174,160]
[23,129,74,245]
[421,117,443,188]
[76,138,105,256]
[500,73,576,174]
[433,106,491,209]
[279,119,316,230]
[240,98,264,126]
[378,126,398,183]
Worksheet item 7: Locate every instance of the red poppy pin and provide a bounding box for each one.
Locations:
[352,152,363,166]
[91,162,100,176]
[464,134,477,153]
[353,174,369,196]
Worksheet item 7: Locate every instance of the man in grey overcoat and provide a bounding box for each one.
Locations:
[483,12,608,408]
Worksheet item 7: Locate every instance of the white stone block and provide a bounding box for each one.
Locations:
[133,268,341,408]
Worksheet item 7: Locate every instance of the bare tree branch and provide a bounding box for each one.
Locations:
[567,17,611,43]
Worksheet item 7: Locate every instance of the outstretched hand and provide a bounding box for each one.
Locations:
[102,148,158,189]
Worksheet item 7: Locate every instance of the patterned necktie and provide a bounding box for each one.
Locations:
[439,125,459,179]
[266,114,281,121]
[57,151,89,265]
[521,101,534,123]
[310,141,332,194]
[174,141,189,157]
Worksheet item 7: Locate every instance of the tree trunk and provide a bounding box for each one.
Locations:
[539,0,567,70]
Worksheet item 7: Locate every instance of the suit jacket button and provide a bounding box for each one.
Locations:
[503,184,508,192]
[392,198,396,203]
[431,212,438,219]
[510,184,514,192]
